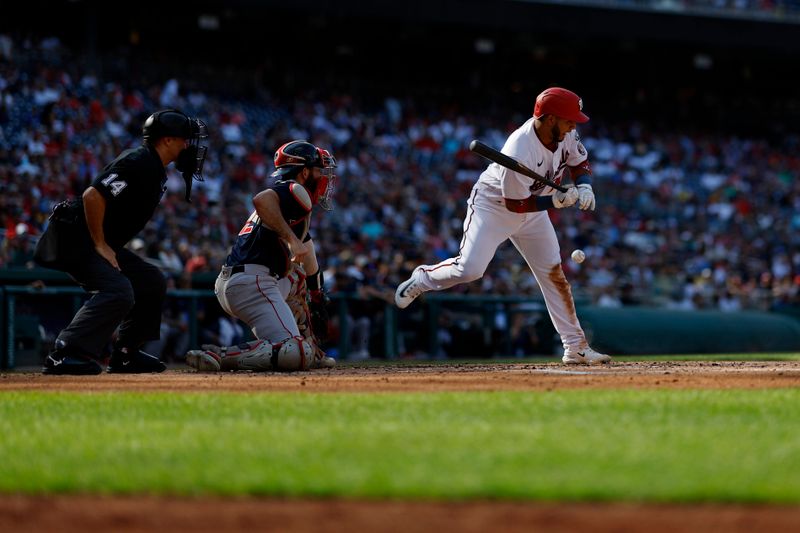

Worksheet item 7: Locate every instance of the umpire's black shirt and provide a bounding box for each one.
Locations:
[91,144,167,250]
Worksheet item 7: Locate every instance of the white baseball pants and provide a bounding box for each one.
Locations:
[214,264,300,343]
[415,183,587,350]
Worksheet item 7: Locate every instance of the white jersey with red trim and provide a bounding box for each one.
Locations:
[476,117,588,200]
[398,117,597,355]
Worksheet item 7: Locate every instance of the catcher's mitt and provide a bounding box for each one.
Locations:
[285,264,329,361]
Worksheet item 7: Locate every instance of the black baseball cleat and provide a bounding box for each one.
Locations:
[107,349,167,374]
[42,352,103,375]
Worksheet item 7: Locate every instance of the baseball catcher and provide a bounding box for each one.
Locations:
[185,141,336,372]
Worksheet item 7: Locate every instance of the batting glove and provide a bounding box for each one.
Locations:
[552,187,579,209]
[576,184,596,211]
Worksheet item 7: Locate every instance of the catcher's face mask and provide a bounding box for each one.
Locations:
[312,148,336,211]
[174,118,209,202]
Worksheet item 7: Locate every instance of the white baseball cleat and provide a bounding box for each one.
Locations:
[562,346,612,365]
[313,355,337,369]
[185,349,222,372]
[395,267,426,309]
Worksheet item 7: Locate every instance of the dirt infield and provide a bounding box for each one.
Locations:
[4,360,800,393]
[2,360,799,532]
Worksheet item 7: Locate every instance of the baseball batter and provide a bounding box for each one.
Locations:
[186,140,337,372]
[395,87,611,365]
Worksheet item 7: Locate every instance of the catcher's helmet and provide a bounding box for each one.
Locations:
[271,140,323,177]
[533,87,589,123]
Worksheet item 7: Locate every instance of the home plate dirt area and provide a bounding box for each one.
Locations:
[2,360,799,533]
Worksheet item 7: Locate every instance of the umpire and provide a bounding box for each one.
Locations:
[34,109,209,375]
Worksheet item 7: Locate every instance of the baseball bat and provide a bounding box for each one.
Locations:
[469,140,568,193]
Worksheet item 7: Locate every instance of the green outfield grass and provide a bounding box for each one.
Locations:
[1,389,799,502]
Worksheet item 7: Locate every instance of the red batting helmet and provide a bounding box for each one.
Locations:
[533,87,589,123]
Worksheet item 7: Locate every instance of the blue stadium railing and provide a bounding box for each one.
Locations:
[0,286,212,370]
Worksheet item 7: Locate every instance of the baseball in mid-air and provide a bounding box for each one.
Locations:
[571,249,586,264]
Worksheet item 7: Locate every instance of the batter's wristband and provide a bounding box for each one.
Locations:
[505,196,553,213]
[536,196,555,210]
[573,172,593,186]
[307,269,324,291]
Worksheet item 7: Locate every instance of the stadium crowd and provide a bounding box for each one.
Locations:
[1,34,799,358]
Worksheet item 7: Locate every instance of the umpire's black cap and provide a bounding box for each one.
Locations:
[142,109,196,141]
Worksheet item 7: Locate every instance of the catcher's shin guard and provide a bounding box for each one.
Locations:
[216,340,276,371]
[272,337,314,371]
[186,340,275,372]
[188,338,314,372]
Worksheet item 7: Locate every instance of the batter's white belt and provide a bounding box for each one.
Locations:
[220,264,276,280]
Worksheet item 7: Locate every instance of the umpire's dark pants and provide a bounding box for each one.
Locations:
[57,248,167,358]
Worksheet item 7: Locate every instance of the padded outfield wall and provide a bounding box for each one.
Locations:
[578,306,800,355]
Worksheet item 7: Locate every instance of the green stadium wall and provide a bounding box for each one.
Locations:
[578,307,800,355]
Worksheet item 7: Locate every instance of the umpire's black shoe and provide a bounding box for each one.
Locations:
[107,349,167,374]
[42,352,103,375]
